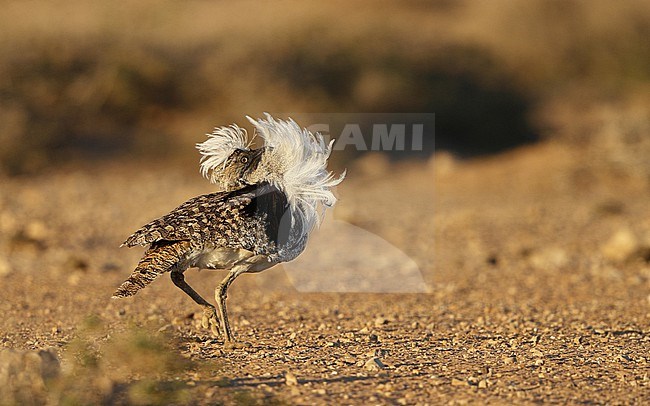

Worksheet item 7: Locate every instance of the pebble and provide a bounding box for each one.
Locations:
[25,221,48,241]
[0,258,11,276]
[429,151,457,177]
[364,357,387,371]
[157,324,173,332]
[285,371,298,386]
[601,228,640,263]
[529,247,568,269]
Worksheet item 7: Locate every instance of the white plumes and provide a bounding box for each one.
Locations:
[247,114,345,236]
[197,114,345,248]
[197,124,249,183]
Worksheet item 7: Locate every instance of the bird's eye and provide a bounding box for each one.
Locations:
[239,156,249,164]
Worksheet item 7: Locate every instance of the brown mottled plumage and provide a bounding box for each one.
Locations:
[113,115,344,344]
[113,183,289,343]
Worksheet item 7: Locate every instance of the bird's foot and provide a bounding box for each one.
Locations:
[201,306,221,337]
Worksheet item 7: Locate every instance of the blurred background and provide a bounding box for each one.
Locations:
[1,0,648,174]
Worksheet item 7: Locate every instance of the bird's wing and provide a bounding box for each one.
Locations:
[122,189,255,247]
[243,182,290,247]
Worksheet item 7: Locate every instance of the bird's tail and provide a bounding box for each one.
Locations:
[112,241,189,298]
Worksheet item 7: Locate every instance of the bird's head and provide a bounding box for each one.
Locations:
[215,147,266,191]
[197,114,345,235]
[196,124,264,191]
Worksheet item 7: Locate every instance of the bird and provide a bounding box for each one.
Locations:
[112,114,345,345]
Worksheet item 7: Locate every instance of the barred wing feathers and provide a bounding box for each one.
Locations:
[122,190,250,247]
[122,184,290,256]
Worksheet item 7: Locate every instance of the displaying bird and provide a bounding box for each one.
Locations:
[112,114,345,345]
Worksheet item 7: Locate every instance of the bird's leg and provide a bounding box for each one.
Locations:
[215,265,248,345]
[170,270,220,337]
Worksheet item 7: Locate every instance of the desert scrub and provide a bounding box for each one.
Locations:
[49,315,198,405]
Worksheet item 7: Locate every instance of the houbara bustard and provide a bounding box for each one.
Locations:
[113,114,345,344]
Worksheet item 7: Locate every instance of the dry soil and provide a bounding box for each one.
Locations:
[1,141,649,404]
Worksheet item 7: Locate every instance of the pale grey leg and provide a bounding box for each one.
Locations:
[215,265,248,344]
[171,270,220,337]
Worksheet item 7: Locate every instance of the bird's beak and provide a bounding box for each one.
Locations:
[246,148,265,170]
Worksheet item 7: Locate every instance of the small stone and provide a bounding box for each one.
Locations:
[0,258,11,276]
[285,371,298,386]
[157,324,173,332]
[529,247,568,269]
[358,327,370,334]
[364,357,387,371]
[368,334,379,344]
[429,151,457,177]
[478,379,488,389]
[25,221,48,241]
[618,354,633,362]
[374,317,388,327]
[451,378,466,386]
[602,228,639,263]
[503,355,516,364]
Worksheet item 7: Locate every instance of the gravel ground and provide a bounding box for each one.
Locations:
[1,141,649,404]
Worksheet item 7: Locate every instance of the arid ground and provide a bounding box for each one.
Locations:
[1,137,649,405]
